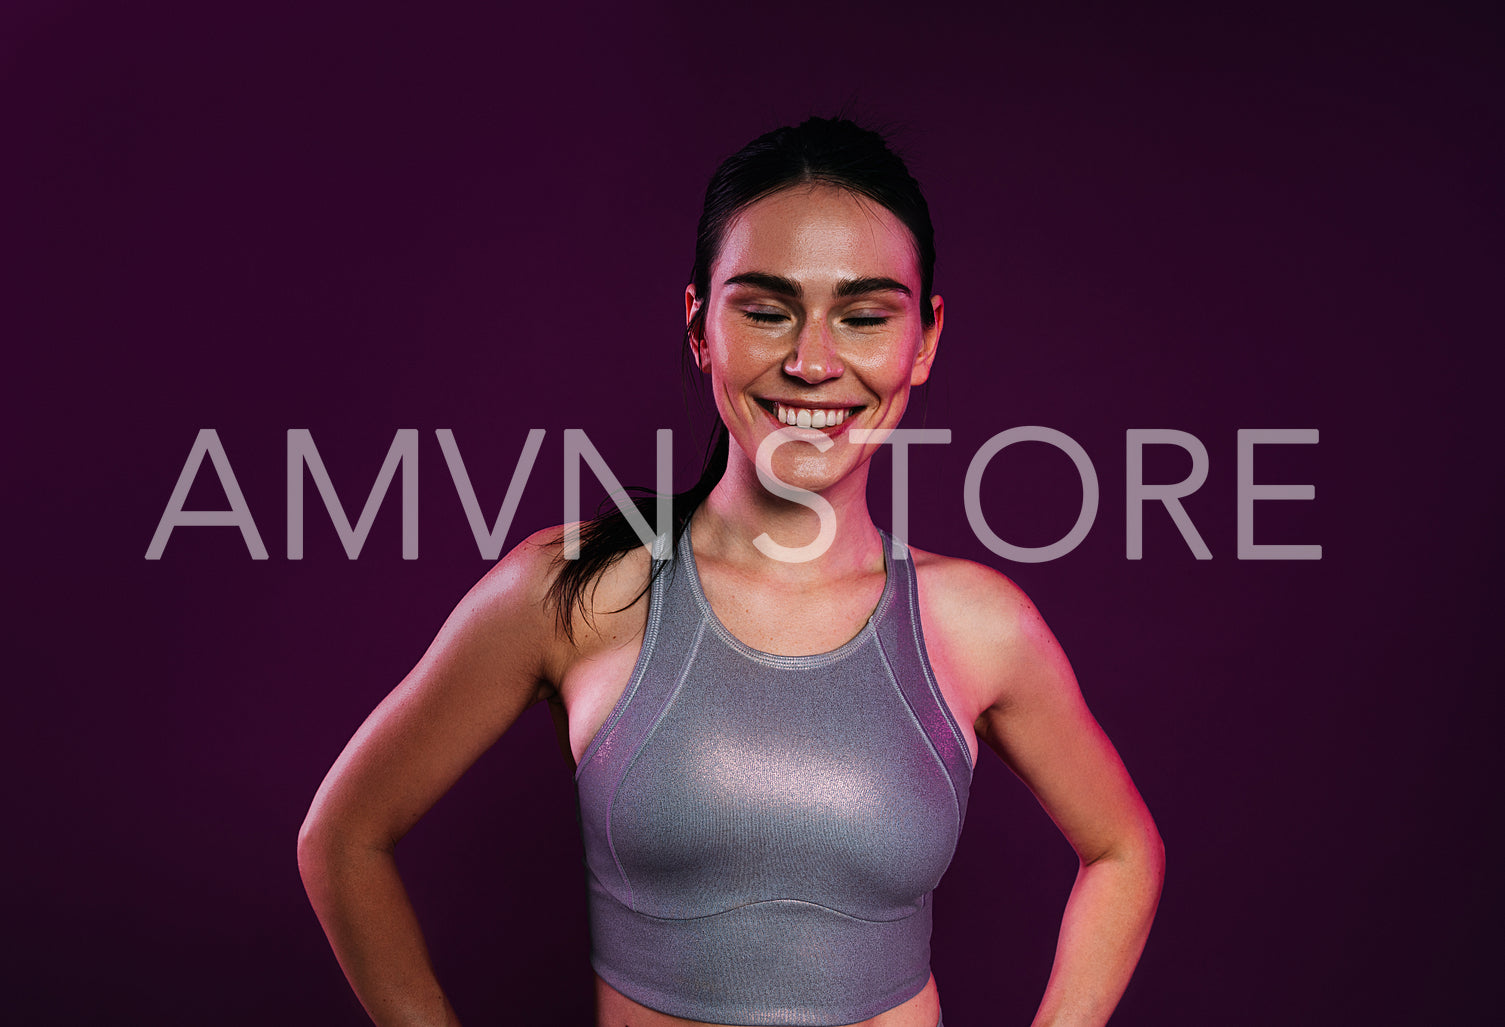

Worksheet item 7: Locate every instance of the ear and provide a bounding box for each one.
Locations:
[910,293,943,386]
[686,284,710,372]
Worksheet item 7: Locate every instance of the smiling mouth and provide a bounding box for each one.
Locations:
[762,401,858,429]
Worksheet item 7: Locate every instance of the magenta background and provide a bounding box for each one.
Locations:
[6,1,1502,1023]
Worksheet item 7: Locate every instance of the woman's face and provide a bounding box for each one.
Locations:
[689,183,943,498]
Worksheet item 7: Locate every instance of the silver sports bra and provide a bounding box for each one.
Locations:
[574,525,972,1026]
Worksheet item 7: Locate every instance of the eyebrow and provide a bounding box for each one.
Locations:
[721,272,912,299]
[836,276,911,299]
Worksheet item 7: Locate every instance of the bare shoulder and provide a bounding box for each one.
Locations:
[479,524,654,664]
[441,525,570,661]
[908,546,1042,653]
[907,546,1071,715]
[908,547,1034,618]
[397,525,571,698]
[488,524,646,600]
[468,524,570,607]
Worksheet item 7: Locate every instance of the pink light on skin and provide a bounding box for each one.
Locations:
[687,183,943,509]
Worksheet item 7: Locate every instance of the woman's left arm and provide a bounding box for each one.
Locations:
[923,559,1164,1026]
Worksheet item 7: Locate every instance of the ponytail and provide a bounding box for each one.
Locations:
[546,423,727,642]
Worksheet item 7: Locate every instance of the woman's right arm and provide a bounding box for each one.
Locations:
[296,531,569,1027]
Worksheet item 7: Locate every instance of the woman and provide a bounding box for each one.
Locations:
[299,117,1164,1027]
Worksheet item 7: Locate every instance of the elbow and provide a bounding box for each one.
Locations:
[1137,806,1164,868]
[1133,814,1166,910]
[296,796,397,893]
[1131,804,1165,880]
[296,804,331,887]
[1083,814,1165,903]
[296,796,355,887]
[1146,822,1166,896]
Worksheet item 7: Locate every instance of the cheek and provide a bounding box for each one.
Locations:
[706,351,764,425]
[850,348,919,395]
[709,351,749,398]
[710,330,782,385]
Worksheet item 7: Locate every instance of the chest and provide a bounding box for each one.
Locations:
[583,634,964,921]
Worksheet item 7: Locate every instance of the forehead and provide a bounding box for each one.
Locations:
[713,183,920,287]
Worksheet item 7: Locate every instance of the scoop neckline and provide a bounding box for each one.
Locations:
[678,517,897,668]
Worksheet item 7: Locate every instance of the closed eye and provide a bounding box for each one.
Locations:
[744,310,788,324]
[844,316,889,328]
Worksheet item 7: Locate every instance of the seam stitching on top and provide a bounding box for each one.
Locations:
[606,615,708,914]
[906,557,975,798]
[873,598,962,842]
[681,523,895,668]
[622,894,928,925]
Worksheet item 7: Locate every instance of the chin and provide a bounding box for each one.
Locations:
[759,453,864,498]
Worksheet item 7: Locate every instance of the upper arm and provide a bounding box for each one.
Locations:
[921,558,1160,866]
[300,529,569,854]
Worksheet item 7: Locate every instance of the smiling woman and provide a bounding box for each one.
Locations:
[693,184,940,503]
[297,117,1164,1027]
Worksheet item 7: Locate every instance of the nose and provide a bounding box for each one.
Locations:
[783,317,844,384]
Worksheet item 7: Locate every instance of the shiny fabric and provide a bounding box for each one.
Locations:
[576,526,972,1026]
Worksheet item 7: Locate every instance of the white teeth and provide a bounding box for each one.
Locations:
[774,403,850,428]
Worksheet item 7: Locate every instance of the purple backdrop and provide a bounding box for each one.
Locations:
[7,1,1502,1023]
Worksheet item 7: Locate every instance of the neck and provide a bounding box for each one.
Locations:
[693,452,882,579]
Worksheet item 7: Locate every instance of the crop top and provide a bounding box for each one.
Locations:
[574,525,973,1026]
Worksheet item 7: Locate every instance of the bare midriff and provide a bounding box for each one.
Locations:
[594,973,941,1027]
